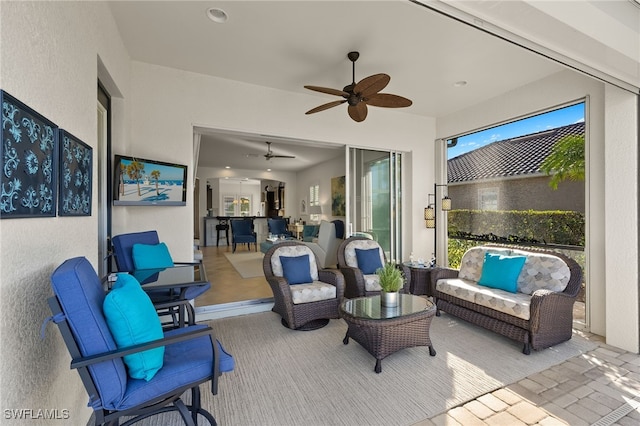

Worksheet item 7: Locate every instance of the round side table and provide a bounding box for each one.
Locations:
[402,262,433,296]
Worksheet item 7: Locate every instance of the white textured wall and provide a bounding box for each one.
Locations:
[0,1,130,422]
[121,61,436,262]
[295,155,347,224]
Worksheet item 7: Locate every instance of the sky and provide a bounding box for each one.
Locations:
[447,102,585,159]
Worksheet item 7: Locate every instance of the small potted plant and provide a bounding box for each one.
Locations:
[377,262,404,307]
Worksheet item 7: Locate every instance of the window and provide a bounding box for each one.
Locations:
[223,194,252,216]
[309,184,319,206]
[478,188,498,210]
[309,184,320,221]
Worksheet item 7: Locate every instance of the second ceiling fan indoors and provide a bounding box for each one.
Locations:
[304,51,412,122]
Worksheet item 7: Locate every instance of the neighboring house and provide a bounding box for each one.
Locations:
[447,123,585,213]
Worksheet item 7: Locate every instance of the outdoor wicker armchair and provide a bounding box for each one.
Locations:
[263,240,345,330]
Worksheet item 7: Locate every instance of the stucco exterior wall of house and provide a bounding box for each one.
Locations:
[436,69,639,352]
[0,0,131,420]
[449,176,585,213]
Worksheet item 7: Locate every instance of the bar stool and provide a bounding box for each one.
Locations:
[216,218,230,246]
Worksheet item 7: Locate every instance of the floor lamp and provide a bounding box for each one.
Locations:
[424,183,451,265]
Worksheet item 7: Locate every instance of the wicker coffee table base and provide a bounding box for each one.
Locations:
[342,308,436,373]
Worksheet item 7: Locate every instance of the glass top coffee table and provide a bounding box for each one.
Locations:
[340,294,437,373]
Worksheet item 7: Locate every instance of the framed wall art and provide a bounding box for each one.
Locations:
[1,90,58,218]
[113,154,187,206]
[58,130,92,216]
[331,175,346,216]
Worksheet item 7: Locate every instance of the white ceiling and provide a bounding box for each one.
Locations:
[108,0,570,172]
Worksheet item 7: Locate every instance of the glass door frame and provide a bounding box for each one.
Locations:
[346,147,403,262]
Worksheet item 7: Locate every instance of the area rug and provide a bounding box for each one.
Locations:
[223,251,264,278]
[190,310,596,426]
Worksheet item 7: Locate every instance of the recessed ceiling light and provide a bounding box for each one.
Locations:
[453,81,468,87]
[206,7,228,23]
[267,168,271,172]
[225,166,230,169]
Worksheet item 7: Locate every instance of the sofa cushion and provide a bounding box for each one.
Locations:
[363,274,382,292]
[436,277,532,320]
[474,287,532,320]
[511,250,571,295]
[343,239,384,268]
[280,255,313,285]
[436,278,479,305]
[271,245,319,281]
[478,252,526,293]
[355,248,384,274]
[458,247,512,282]
[289,282,337,304]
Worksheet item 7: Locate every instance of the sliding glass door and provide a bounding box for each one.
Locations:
[347,148,402,262]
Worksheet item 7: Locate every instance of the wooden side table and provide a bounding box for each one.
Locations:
[288,223,304,239]
[402,262,433,296]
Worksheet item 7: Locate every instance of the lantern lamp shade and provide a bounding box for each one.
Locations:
[425,218,436,229]
[424,206,435,220]
[441,196,452,211]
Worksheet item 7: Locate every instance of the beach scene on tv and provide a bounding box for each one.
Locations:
[116,157,186,205]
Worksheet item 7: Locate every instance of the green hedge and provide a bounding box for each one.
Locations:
[445,209,584,268]
[448,210,584,246]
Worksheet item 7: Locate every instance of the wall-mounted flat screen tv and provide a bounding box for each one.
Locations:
[113,155,187,206]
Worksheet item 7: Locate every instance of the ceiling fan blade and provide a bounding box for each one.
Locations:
[365,93,413,108]
[272,155,296,159]
[354,74,390,97]
[304,85,348,97]
[348,102,368,122]
[305,100,347,115]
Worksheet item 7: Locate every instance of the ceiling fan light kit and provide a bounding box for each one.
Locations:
[304,51,412,122]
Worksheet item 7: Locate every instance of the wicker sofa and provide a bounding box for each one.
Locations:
[431,245,582,354]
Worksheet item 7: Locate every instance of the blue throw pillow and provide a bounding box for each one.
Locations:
[103,273,164,381]
[355,248,383,275]
[478,252,527,293]
[132,242,174,270]
[280,255,313,285]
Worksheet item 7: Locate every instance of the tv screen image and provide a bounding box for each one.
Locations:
[113,155,187,206]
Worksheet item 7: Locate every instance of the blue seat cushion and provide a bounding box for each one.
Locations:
[103,274,165,381]
[355,248,384,275]
[115,325,214,410]
[478,252,527,293]
[132,242,174,270]
[280,255,313,285]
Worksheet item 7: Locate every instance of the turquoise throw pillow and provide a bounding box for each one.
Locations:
[132,242,174,270]
[280,255,313,285]
[103,273,164,381]
[355,248,383,275]
[478,252,527,293]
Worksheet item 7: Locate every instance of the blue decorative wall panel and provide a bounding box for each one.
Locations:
[1,90,58,218]
[58,130,92,216]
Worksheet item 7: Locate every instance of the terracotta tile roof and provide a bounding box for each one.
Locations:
[447,122,585,183]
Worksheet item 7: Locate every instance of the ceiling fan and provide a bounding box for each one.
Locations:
[262,142,295,161]
[304,51,412,122]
